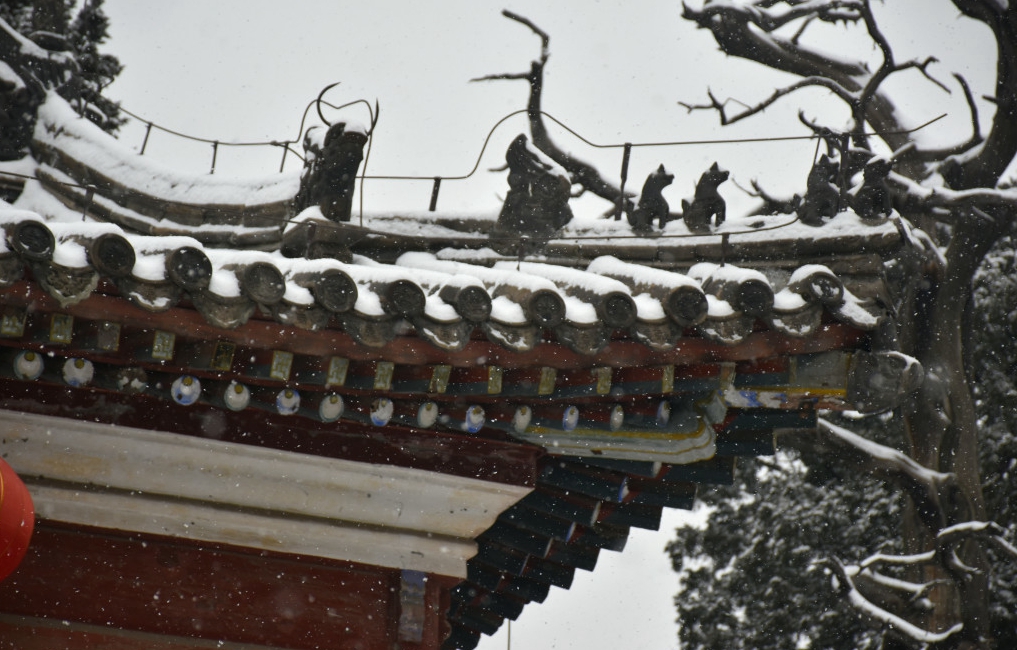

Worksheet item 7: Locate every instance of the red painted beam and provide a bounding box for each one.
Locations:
[0,378,542,488]
[0,281,867,370]
[0,522,459,650]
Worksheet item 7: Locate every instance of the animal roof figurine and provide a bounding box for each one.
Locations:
[681,162,728,234]
[495,134,574,237]
[799,154,840,226]
[628,164,674,232]
[851,157,894,222]
[293,122,369,223]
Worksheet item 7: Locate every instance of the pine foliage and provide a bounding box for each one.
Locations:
[971,236,1017,648]
[0,0,122,159]
[669,425,902,650]
[670,236,1017,648]
[65,0,123,132]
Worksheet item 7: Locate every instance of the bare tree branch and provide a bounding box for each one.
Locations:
[853,1,949,151]
[853,0,898,145]
[909,74,984,164]
[742,178,801,215]
[939,0,1017,188]
[680,0,918,157]
[678,77,854,125]
[790,15,815,45]
[680,0,1007,185]
[474,10,633,214]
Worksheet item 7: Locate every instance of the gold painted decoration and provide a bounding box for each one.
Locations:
[0,310,26,337]
[270,350,294,381]
[210,341,236,371]
[326,357,349,387]
[429,365,451,394]
[593,367,612,395]
[538,367,557,396]
[661,365,675,394]
[374,361,395,390]
[487,366,503,394]
[49,314,74,344]
[151,331,176,361]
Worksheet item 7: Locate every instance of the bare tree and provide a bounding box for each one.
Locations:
[674,2,1017,646]
[489,2,1017,647]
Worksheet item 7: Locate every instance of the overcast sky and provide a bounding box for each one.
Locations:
[100,1,993,220]
[96,2,994,648]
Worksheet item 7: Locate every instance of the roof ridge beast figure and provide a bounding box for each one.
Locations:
[681,162,729,234]
[629,164,674,232]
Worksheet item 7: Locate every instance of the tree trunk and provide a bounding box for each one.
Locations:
[900,217,1000,645]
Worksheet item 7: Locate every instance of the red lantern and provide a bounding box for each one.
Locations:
[0,457,34,582]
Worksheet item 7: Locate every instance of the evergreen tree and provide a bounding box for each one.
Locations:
[668,235,1017,648]
[0,0,122,159]
[669,420,905,650]
[970,236,1017,648]
[65,0,123,132]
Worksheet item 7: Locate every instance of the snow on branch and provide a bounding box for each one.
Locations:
[684,0,865,37]
[817,418,952,485]
[859,549,937,570]
[681,1,871,89]
[852,551,942,612]
[680,0,992,173]
[827,519,1017,644]
[856,568,940,601]
[683,0,956,154]
[937,521,1017,570]
[889,171,1017,227]
[780,419,966,534]
[827,558,964,646]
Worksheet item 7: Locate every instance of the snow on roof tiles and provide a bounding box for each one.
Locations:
[0,91,900,353]
[0,200,887,352]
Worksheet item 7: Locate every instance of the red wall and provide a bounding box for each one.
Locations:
[0,522,457,650]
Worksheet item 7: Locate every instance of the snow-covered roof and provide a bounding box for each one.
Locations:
[10,93,904,256]
[0,207,887,351]
[0,22,923,650]
[0,94,899,349]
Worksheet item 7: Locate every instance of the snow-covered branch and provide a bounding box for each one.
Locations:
[859,549,937,569]
[826,558,964,646]
[857,568,939,601]
[827,519,1016,645]
[680,0,1011,186]
[684,0,864,37]
[680,0,921,155]
[783,419,961,533]
[889,172,1017,229]
[936,520,1017,577]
